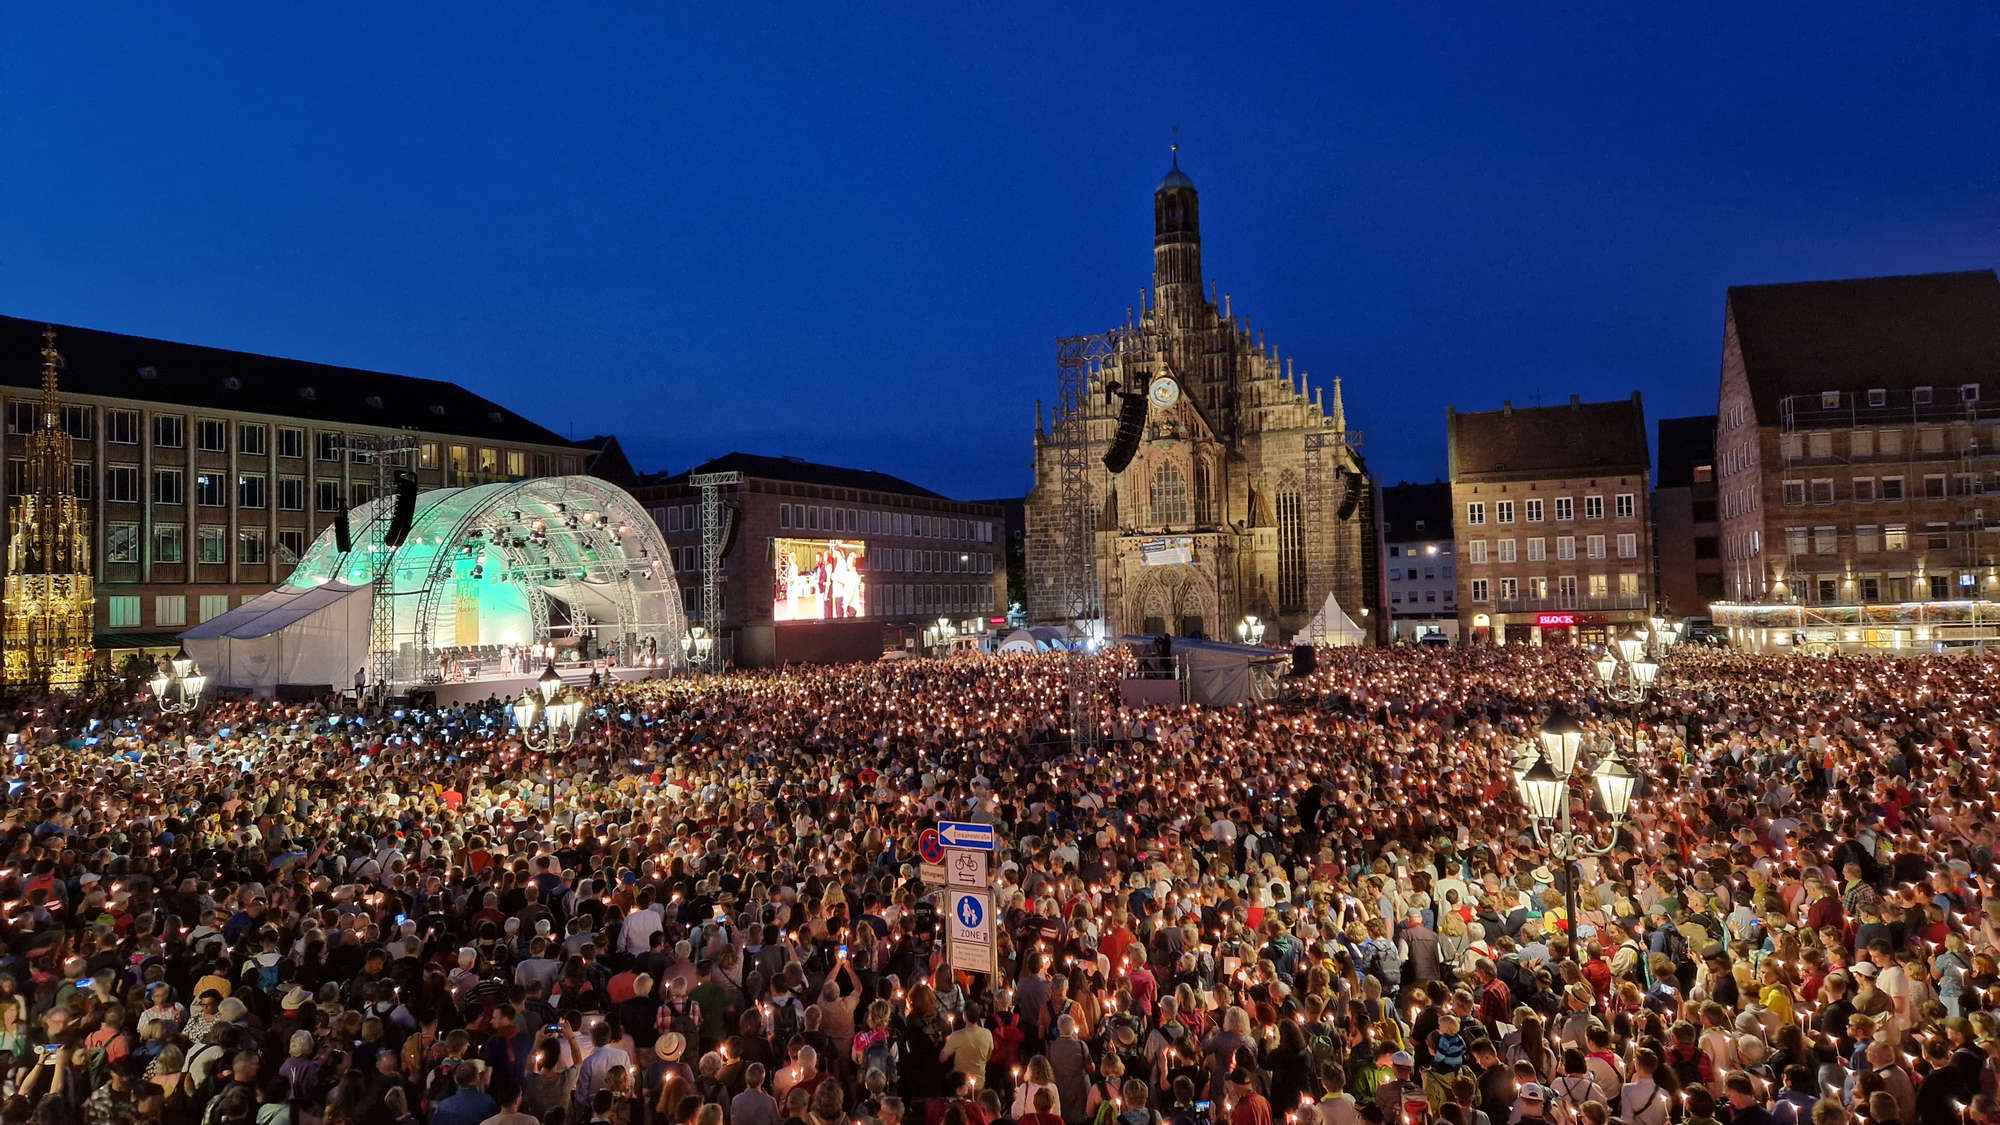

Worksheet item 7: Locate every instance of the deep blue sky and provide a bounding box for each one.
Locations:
[4,4,1997,500]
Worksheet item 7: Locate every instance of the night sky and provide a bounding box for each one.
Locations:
[4,4,1996,500]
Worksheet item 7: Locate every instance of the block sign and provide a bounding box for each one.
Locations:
[1536,612,1576,627]
[917,829,945,866]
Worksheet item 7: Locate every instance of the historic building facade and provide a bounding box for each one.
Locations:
[1025,157,1382,642]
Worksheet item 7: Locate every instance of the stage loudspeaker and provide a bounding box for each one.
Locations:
[1336,473,1363,521]
[719,500,741,557]
[384,471,420,548]
[1290,644,1318,677]
[333,509,352,553]
[1101,392,1149,474]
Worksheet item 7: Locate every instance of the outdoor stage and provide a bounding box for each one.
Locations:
[422,663,668,707]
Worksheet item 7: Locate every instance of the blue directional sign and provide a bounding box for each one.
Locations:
[938,820,995,850]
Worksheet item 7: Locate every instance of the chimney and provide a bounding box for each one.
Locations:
[1503,400,1513,416]
[1570,394,1581,409]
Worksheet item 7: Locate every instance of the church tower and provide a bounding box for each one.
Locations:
[1152,147,1203,326]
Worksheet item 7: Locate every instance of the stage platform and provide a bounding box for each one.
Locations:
[421,664,666,707]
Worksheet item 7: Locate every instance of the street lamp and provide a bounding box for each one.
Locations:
[1512,711,1641,965]
[513,664,581,754]
[679,627,714,672]
[1594,631,1662,754]
[1236,615,1266,645]
[150,647,207,715]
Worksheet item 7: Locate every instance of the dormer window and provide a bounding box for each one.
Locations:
[298,386,316,400]
[430,404,446,416]
[1962,384,1980,403]
[221,377,242,390]
[1867,388,1886,407]
[1915,386,1933,405]
[1821,391,1840,408]
[364,395,384,409]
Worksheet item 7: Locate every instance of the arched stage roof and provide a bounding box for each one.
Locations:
[186,476,687,688]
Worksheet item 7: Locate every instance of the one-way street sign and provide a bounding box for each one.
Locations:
[937,820,995,850]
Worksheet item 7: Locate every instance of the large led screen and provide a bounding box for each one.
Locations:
[773,538,866,621]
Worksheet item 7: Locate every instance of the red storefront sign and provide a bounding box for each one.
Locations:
[1536,612,1576,627]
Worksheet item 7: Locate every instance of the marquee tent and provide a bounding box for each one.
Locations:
[995,626,1072,654]
[1117,635,1288,707]
[1291,589,1367,647]
[181,583,374,693]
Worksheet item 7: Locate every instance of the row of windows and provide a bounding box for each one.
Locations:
[100,522,308,566]
[105,593,247,630]
[1466,534,1638,563]
[1781,523,1955,555]
[773,503,992,541]
[1467,573,1642,602]
[1464,494,1632,526]
[1812,385,1980,410]
[1385,544,1452,558]
[1387,567,1454,582]
[1790,573,1977,605]
[9,463,355,512]
[1781,473,1991,506]
[2,404,549,476]
[1779,424,1993,462]
[1390,590,1452,606]
[676,582,993,618]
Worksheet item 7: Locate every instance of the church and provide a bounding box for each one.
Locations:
[1025,154,1383,643]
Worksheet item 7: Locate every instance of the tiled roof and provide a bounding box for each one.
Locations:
[1380,481,1452,543]
[647,452,957,502]
[1726,270,2000,421]
[0,315,579,448]
[1448,393,1649,480]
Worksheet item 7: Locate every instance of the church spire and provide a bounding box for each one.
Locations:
[1331,376,1347,433]
[1152,138,1202,325]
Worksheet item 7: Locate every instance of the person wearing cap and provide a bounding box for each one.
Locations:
[1225,1066,1270,1125]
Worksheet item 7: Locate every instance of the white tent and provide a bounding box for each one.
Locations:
[1292,590,1367,647]
[181,583,375,693]
[995,626,1071,654]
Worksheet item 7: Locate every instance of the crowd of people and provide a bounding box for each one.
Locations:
[0,643,1997,1125]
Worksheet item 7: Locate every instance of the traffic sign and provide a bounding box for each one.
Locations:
[921,862,947,886]
[947,889,995,976]
[937,821,995,850]
[947,848,988,889]
[917,829,945,865]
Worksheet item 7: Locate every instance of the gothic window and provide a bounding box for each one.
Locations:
[1150,462,1190,526]
[1193,459,1214,525]
[1277,477,1306,614]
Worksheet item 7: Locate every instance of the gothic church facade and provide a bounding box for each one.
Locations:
[1026,158,1382,642]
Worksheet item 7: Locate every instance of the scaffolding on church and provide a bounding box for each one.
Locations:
[1300,385,1365,645]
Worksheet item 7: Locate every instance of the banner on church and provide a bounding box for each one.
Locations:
[1139,536,1195,567]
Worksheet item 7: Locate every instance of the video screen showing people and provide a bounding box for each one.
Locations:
[773,538,866,621]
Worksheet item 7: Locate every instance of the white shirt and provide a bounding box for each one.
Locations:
[620,905,663,955]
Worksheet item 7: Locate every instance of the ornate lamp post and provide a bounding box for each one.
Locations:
[1512,711,1641,965]
[1596,633,1663,753]
[1236,615,1266,645]
[150,647,207,715]
[679,627,713,673]
[512,664,582,752]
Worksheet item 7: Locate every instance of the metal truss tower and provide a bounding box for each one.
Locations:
[689,470,741,673]
[347,433,423,690]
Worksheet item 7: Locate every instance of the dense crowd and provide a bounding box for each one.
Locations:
[1,643,1998,1125]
